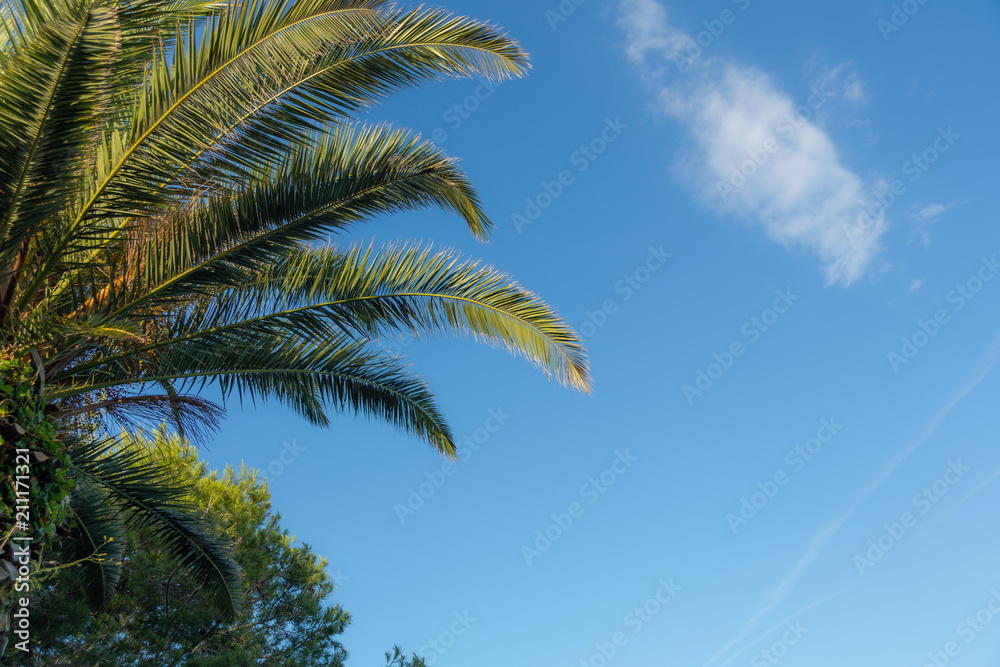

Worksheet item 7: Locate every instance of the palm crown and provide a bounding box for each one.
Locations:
[0,0,592,636]
[0,0,591,457]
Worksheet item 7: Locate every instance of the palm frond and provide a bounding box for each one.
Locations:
[55,393,225,443]
[51,332,457,454]
[76,243,591,393]
[68,436,243,619]
[0,0,119,268]
[62,478,126,608]
[255,243,591,392]
[41,122,491,324]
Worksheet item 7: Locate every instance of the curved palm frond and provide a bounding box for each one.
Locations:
[50,331,457,453]
[16,0,529,309]
[97,122,493,319]
[64,243,591,395]
[67,436,243,619]
[255,243,592,392]
[0,0,119,268]
[61,478,126,607]
[55,392,225,444]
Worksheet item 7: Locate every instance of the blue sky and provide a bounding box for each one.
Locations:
[197,1,1000,665]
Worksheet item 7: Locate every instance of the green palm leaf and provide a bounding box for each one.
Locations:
[0,0,119,267]
[121,123,494,312]
[61,478,126,607]
[68,436,244,619]
[50,332,457,453]
[65,243,591,396]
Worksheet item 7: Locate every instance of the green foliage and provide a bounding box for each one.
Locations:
[0,377,240,659]
[64,435,243,617]
[0,359,71,549]
[9,432,414,666]
[0,0,590,460]
[0,0,590,657]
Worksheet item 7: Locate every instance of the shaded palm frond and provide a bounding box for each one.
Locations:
[54,393,225,443]
[61,478,126,607]
[51,331,457,454]
[68,436,243,619]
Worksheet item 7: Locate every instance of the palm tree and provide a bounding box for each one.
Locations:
[0,0,591,647]
[1,0,589,455]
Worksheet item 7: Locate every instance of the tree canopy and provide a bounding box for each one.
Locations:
[11,431,424,666]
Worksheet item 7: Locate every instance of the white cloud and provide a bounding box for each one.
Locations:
[618,0,886,286]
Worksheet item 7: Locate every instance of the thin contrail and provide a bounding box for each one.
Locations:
[917,464,1000,534]
[702,333,1000,667]
[713,588,850,667]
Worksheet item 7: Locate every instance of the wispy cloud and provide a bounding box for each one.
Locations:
[907,199,958,245]
[807,57,869,108]
[617,0,886,286]
[702,333,1000,667]
[843,75,867,105]
[618,0,693,67]
[911,202,951,222]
